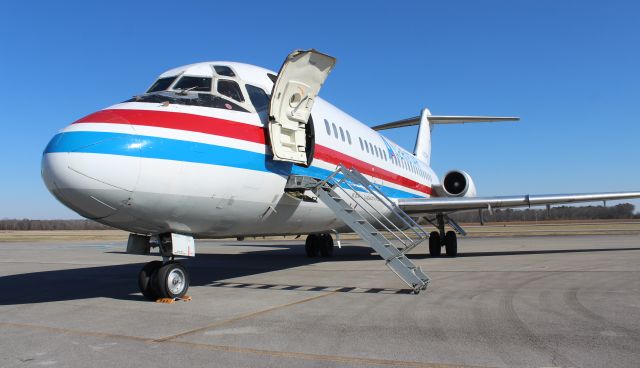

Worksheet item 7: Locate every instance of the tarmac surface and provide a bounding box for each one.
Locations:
[1,235,639,368]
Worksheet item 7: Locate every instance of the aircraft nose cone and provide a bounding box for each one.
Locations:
[42,117,142,219]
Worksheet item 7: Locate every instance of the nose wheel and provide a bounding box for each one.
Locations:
[138,261,190,301]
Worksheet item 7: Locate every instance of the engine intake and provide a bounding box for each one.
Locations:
[442,170,477,197]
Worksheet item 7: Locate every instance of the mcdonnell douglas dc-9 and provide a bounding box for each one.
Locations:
[42,50,640,300]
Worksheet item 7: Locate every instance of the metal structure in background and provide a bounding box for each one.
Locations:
[287,164,431,293]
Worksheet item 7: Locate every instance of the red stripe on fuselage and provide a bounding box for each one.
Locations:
[313,145,431,195]
[74,109,431,195]
[75,109,267,145]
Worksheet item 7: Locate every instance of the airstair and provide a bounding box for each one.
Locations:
[286,164,431,293]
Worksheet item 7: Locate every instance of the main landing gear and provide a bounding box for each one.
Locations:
[428,214,458,258]
[305,234,335,258]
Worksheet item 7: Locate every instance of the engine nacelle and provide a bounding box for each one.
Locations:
[441,170,477,197]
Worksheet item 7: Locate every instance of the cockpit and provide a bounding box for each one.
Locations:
[128,62,273,113]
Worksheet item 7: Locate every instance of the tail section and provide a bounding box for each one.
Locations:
[372,111,519,166]
[413,108,432,165]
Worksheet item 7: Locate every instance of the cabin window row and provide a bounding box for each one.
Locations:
[358,136,430,180]
[324,119,352,145]
[358,137,388,162]
[321,118,430,181]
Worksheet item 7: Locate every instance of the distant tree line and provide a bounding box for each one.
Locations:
[449,203,638,223]
[1,203,638,231]
[0,219,113,231]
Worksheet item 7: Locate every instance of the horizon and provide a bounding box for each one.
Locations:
[1,1,639,219]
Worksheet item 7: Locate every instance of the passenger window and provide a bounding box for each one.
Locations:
[332,123,338,138]
[364,140,370,153]
[339,127,345,142]
[214,65,236,77]
[217,79,244,102]
[346,131,352,145]
[359,137,364,150]
[324,119,331,135]
[383,151,387,161]
[148,76,177,92]
[173,76,212,92]
[368,142,374,155]
[245,85,269,111]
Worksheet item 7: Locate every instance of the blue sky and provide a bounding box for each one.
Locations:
[1,0,639,218]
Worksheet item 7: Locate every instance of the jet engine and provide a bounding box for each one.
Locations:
[441,170,477,197]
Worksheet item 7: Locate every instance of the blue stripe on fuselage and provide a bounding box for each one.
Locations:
[44,131,423,199]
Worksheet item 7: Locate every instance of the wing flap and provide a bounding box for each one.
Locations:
[398,192,640,215]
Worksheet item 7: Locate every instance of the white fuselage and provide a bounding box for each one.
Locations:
[41,62,438,238]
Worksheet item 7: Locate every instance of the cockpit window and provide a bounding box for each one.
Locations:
[125,92,248,113]
[217,80,244,102]
[173,76,212,92]
[214,65,236,77]
[147,76,177,93]
[245,84,269,111]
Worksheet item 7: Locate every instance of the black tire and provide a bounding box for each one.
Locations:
[305,235,319,257]
[428,231,441,257]
[152,261,190,299]
[445,231,458,257]
[319,234,334,258]
[138,261,162,300]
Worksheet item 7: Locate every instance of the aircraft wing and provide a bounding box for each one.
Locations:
[398,192,640,215]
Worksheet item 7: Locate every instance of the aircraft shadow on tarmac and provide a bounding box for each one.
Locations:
[2,243,638,305]
[0,244,405,305]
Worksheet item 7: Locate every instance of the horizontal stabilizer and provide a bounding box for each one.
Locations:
[372,115,519,131]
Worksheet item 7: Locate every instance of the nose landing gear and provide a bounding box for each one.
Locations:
[131,233,194,302]
[138,260,190,301]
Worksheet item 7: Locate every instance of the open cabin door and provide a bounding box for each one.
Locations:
[269,49,336,165]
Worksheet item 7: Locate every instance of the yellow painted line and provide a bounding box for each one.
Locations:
[154,291,337,342]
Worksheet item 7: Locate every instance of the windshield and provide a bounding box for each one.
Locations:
[173,76,212,92]
[147,76,177,93]
[126,91,248,112]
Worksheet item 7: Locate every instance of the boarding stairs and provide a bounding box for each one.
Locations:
[286,164,431,293]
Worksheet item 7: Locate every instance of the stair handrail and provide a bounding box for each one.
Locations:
[336,164,428,242]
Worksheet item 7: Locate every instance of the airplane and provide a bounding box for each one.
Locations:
[41,49,640,300]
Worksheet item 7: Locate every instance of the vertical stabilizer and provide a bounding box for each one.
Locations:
[413,108,432,165]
